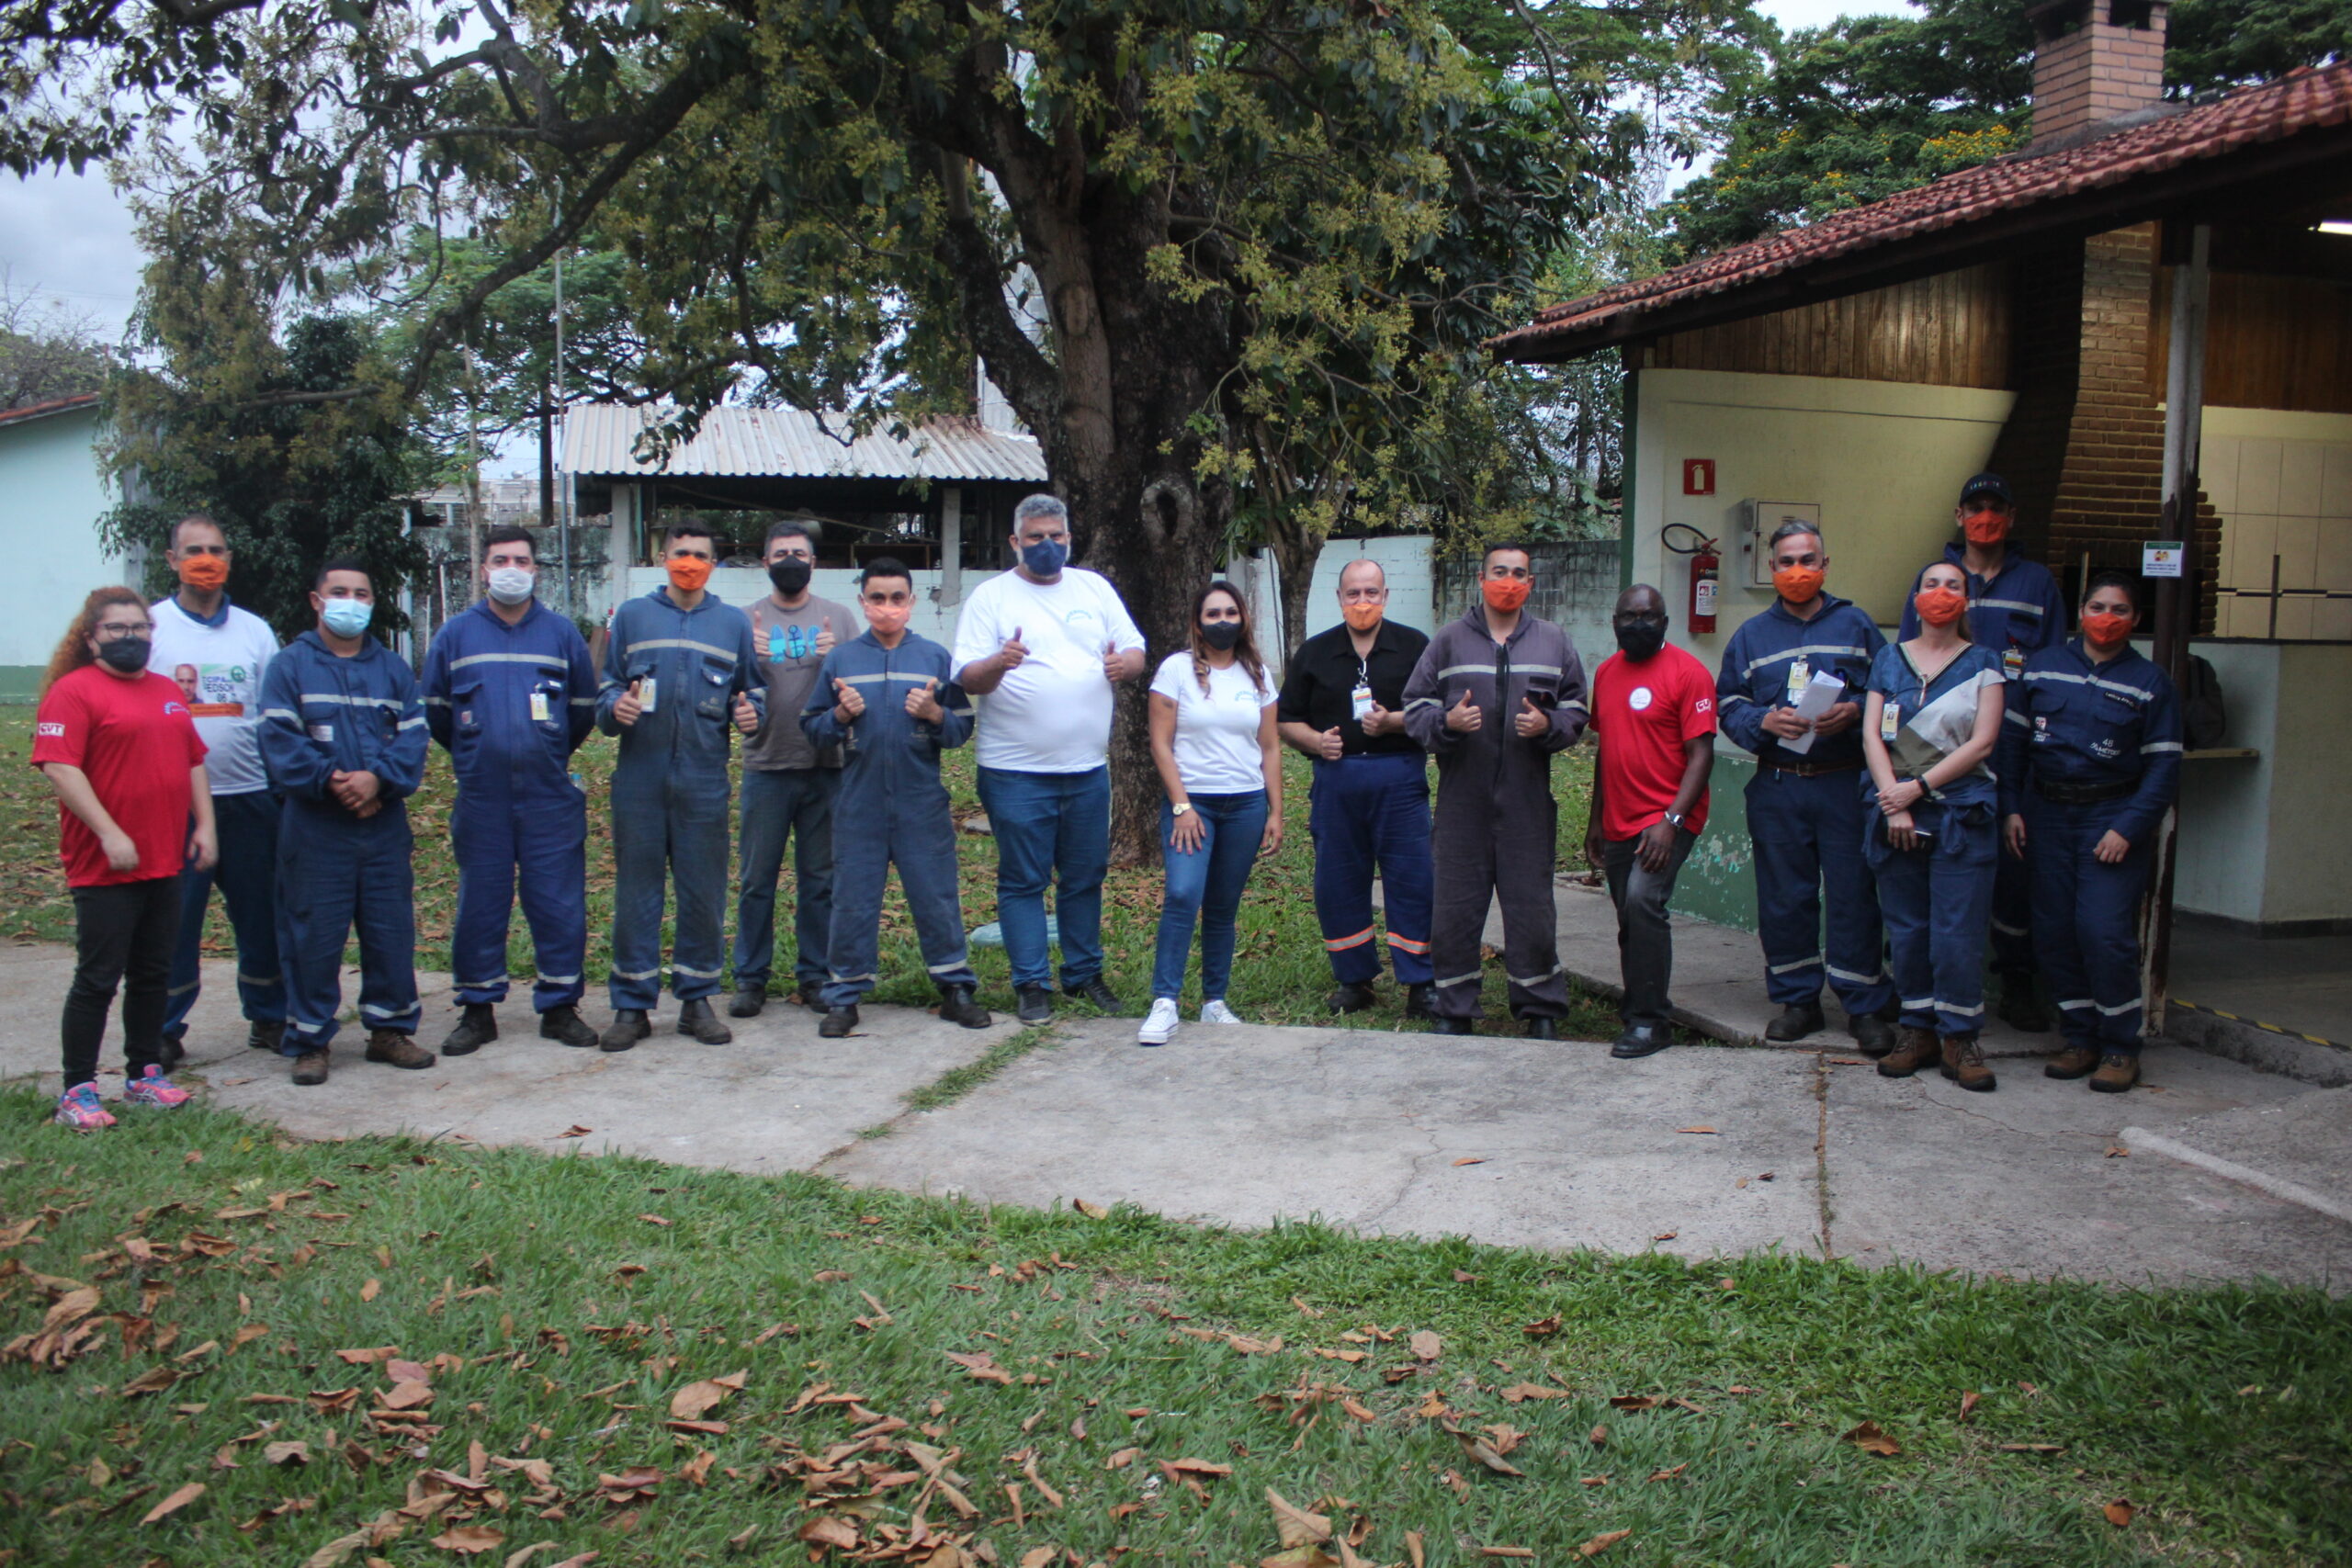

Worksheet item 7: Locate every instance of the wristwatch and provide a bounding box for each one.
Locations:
[1663,811,1686,829]
[1172,803,1193,817]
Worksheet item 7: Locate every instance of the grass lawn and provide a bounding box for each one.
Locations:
[4,1093,2348,1567]
[0,724,1621,1039]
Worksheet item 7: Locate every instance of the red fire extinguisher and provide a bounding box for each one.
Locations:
[1663,524,1718,633]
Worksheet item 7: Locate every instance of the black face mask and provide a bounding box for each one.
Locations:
[1613,620,1666,660]
[97,637,153,674]
[768,558,812,596]
[1201,621,1242,651]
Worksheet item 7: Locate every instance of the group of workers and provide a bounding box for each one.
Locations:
[34,475,2179,1131]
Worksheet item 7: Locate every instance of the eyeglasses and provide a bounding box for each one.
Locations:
[94,621,154,640]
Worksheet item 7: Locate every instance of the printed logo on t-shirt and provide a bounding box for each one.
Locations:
[768,624,817,663]
[1694,695,1713,715]
[171,660,254,717]
[37,721,64,739]
[1629,687,1654,712]
[163,701,188,718]
[1061,607,1101,637]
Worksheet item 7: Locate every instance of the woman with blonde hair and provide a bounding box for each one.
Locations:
[1139,581,1283,1046]
[31,587,217,1129]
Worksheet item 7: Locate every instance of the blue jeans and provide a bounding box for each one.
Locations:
[733,766,840,993]
[164,788,285,1042]
[1150,791,1268,1001]
[978,765,1109,989]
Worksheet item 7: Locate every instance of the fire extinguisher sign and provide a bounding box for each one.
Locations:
[1682,458,1715,496]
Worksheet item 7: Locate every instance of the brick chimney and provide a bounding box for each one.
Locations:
[2028,0,2169,148]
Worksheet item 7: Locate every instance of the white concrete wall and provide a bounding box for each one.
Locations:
[2200,408,2352,641]
[0,405,130,697]
[1300,535,1437,639]
[1628,369,2017,663]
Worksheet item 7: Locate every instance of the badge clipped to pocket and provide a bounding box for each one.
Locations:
[639,675,659,714]
[1880,702,1900,742]
[2002,644,2025,680]
[1784,658,1809,705]
[529,690,550,724]
[1351,682,1374,722]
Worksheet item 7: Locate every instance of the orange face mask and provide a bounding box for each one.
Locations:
[1342,603,1384,632]
[176,555,228,591]
[1772,565,1824,605]
[2081,610,2133,647]
[1913,585,1968,627]
[666,556,713,592]
[864,600,910,637]
[1481,578,1530,614]
[1961,509,2010,546]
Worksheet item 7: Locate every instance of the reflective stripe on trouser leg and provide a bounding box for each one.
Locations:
[1746,769,1826,1006]
[1812,772,1892,1017]
[351,809,422,1036]
[449,794,517,1006]
[666,768,732,1001]
[276,804,359,1050]
[1498,794,1568,1020]
[515,784,589,1012]
[897,808,976,990]
[1309,761,1383,986]
[822,805,894,1010]
[606,761,672,1011]
[1366,754,1435,986]
[2029,795,2151,1054]
[1923,810,1997,1037]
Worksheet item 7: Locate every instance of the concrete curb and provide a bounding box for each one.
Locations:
[2122,1126,2352,1227]
[2162,1006,2352,1089]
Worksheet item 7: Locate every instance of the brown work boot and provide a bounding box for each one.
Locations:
[2088,1052,2141,1094]
[1939,1034,1996,1092]
[1877,1026,1939,1077]
[364,1031,436,1070]
[2044,1045,2100,1080]
[290,1047,331,1086]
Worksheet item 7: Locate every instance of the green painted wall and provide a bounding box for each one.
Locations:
[0,404,129,704]
[1671,749,1759,931]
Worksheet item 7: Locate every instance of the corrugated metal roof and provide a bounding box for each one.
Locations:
[561,403,1048,482]
[1490,62,2352,360]
[0,392,101,429]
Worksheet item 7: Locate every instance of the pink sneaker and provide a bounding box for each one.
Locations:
[122,1065,193,1108]
[53,1083,116,1131]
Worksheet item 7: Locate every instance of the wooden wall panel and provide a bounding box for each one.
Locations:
[1645,264,2013,389]
[2150,268,2352,413]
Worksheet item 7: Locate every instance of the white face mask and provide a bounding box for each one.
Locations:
[486,566,536,605]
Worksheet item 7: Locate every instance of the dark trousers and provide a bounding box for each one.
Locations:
[1601,828,1696,1032]
[733,766,840,993]
[64,875,180,1089]
[1430,785,1569,1021]
[451,781,588,1011]
[278,803,421,1051]
[822,803,976,1009]
[164,789,284,1042]
[1745,768,1892,1016]
[1308,753,1434,987]
[2025,794,2154,1055]
[609,762,730,1010]
[1992,835,2035,981]
[1865,802,1997,1038]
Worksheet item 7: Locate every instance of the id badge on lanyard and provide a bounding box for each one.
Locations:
[1785,657,1809,705]
[529,690,551,723]
[2002,642,2025,681]
[1880,702,1900,742]
[1351,660,1374,722]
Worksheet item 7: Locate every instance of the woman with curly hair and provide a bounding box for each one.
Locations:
[1138,581,1283,1046]
[31,586,217,1129]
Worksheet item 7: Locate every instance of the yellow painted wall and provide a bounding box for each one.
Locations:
[1629,369,2018,664]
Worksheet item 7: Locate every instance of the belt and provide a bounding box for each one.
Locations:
[2032,777,2136,806]
[1761,757,1860,778]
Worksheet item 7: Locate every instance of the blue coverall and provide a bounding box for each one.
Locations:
[1901,544,2067,983]
[1998,639,2183,1056]
[800,628,978,1009]
[256,632,430,1050]
[423,599,601,1012]
[1715,592,1893,1020]
[596,587,763,1012]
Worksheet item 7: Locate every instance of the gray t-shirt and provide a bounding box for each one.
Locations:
[745,593,852,770]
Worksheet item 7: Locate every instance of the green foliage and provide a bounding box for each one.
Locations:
[1665,0,2352,259]
[0,276,115,409]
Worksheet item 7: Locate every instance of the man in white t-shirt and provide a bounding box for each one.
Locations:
[146,513,286,1062]
[953,494,1147,1024]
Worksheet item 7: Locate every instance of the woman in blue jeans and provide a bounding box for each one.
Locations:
[1860,558,2007,1091]
[1140,582,1283,1045]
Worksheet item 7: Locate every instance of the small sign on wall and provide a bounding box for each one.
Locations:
[2143,540,2185,578]
[1682,458,1715,496]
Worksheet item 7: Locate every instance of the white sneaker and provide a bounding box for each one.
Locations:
[1138,998,1180,1046]
[1199,999,1244,1026]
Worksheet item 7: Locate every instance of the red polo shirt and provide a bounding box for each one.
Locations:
[1589,643,1714,841]
[31,664,208,887]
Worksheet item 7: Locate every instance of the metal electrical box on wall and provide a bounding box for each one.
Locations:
[1739,501,1822,588]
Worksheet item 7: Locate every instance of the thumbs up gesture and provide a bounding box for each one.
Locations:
[999,625,1027,672]
[1314,725,1344,761]
[1101,637,1125,682]
[731,691,760,735]
[905,675,944,723]
[1444,688,1482,733]
[614,678,644,728]
[1515,694,1550,739]
[815,616,836,655]
[832,675,865,724]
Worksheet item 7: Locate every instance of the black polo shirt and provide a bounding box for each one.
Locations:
[1276,618,1430,757]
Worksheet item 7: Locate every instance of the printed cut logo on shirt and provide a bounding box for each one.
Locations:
[37,721,63,738]
[1629,687,1654,711]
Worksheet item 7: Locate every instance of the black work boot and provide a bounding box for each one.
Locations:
[1611,1025,1670,1059]
[1403,984,1432,1019]
[1849,1008,1898,1057]
[938,986,993,1029]
[1524,1016,1560,1041]
[1065,976,1121,1011]
[539,1005,599,1048]
[601,1010,650,1053]
[677,998,733,1044]
[819,1005,861,1039]
[1015,985,1056,1025]
[1765,1001,1825,1043]
[728,986,766,1018]
[440,1003,498,1056]
[248,1020,287,1054]
[1433,1015,1476,1036]
[1328,982,1377,1014]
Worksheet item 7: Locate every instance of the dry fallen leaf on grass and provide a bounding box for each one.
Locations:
[1267,1487,1333,1547]
[1072,1199,1110,1219]
[1652,1232,1679,1242]
[1589,1423,1609,1448]
[2000,1443,2066,1455]
[2104,1499,2135,1528]
[140,1482,205,1524]
[1844,1421,1901,1457]
[1647,1463,1687,1482]
[1498,1383,1571,1404]
[944,1350,1013,1384]
[1522,1315,1560,1338]
[669,1370,747,1420]
[638,1214,672,1227]
[1408,1331,1442,1361]
[430,1524,505,1555]
[1607,1396,1657,1412]
[797,1517,860,1551]
[1960,1391,1981,1423]
[556,1126,592,1138]
[1478,1548,1533,1559]
[1404,1531,1425,1568]
[1576,1529,1632,1558]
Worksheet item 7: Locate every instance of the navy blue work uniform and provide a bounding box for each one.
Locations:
[1275,618,1434,989]
[800,628,978,1009]
[422,599,600,1012]
[1862,642,2006,1039]
[1998,639,2182,1056]
[1715,593,1892,1020]
[596,587,763,1012]
[1900,545,2065,982]
[256,633,429,1050]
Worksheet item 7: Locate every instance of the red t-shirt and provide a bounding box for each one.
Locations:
[1589,643,1715,841]
[31,665,208,887]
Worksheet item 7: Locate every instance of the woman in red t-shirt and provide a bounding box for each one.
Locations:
[31,587,216,1130]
